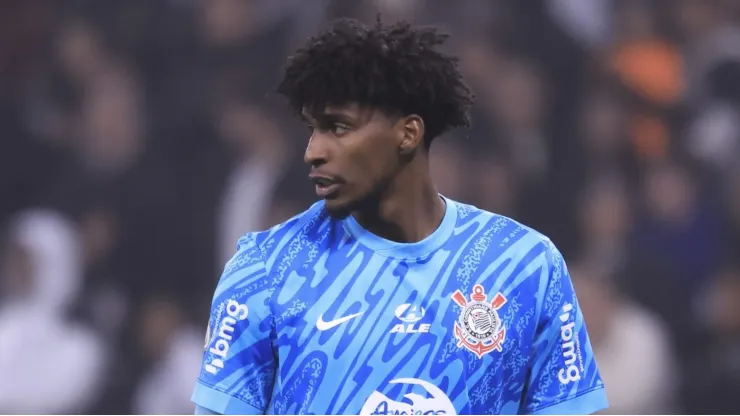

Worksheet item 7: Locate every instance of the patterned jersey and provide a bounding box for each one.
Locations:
[191,198,608,415]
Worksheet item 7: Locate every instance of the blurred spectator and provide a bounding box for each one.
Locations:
[675,0,740,106]
[0,209,106,414]
[78,66,144,176]
[683,266,740,413]
[636,160,720,292]
[686,96,740,173]
[132,297,203,415]
[572,261,677,414]
[681,0,740,175]
[577,177,632,272]
[216,99,289,264]
[546,0,612,50]
[610,0,684,106]
[723,164,740,261]
[491,57,549,183]
[575,83,639,184]
[56,19,110,86]
[609,0,684,161]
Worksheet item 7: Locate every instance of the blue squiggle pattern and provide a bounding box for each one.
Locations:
[193,200,607,415]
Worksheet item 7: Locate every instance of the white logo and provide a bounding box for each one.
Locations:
[558,303,584,384]
[395,303,426,322]
[204,299,249,375]
[360,378,456,415]
[316,311,364,331]
[391,303,430,334]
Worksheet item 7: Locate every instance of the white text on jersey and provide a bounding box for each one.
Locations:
[558,303,584,384]
[205,299,249,375]
[390,323,431,334]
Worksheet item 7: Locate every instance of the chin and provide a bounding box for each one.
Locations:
[323,198,353,219]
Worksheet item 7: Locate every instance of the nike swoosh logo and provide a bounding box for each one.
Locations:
[316,312,364,331]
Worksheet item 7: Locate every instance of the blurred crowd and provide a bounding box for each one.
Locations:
[1,0,739,414]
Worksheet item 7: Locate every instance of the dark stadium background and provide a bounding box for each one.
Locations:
[0,0,739,414]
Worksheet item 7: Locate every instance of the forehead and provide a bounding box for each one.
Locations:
[301,103,395,125]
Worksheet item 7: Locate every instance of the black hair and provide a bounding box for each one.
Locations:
[277,18,475,146]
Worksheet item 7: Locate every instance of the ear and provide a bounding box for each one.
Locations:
[398,115,425,155]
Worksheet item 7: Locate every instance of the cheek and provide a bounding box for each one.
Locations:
[346,155,383,195]
[344,139,396,185]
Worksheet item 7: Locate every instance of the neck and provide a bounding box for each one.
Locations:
[352,156,445,244]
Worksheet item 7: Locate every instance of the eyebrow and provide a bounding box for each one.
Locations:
[301,111,352,125]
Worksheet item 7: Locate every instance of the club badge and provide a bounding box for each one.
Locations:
[452,284,507,359]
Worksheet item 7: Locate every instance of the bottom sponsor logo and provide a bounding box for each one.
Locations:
[360,378,456,415]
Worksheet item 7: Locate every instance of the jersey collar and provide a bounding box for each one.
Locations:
[341,195,458,259]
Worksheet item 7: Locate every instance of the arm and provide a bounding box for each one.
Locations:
[520,240,609,415]
[191,234,276,415]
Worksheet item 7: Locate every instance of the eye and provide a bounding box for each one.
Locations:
[330,123,350,136]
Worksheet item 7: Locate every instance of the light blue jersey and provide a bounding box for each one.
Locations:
[192,198,608,415]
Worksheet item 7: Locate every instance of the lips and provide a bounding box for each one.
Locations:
[309,174,341,198]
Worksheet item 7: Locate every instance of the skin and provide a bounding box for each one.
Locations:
[302,103,446,244]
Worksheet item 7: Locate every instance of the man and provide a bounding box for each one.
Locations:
[192,18,608,415]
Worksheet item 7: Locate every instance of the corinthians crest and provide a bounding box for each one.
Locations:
[452,284,507,359]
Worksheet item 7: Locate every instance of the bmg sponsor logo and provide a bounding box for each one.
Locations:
[557,303,584,384]
[204,299,248,375]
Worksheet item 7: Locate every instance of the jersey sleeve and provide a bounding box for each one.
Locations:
[191,234,276,415]
[521,240,609,415]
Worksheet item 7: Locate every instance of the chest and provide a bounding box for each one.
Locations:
[268,257,540,414]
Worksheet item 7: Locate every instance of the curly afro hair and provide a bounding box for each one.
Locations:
[277,18,475,146]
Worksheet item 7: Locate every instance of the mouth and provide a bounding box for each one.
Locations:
[310,175,341,198]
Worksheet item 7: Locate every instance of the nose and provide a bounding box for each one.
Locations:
[304,133,328,167]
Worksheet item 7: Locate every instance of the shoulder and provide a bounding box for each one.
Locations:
[236,200,329,256]
[219,201,331,288]
[245,199,328,245]
[450,200,558,259]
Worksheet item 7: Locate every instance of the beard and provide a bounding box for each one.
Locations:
[321,172,395,220]
[324,199,353,219]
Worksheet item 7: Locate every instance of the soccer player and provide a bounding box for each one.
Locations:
[192,18,608,415]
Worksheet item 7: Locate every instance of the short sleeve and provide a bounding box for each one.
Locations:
[521,240,609,415]
[191,235,276,415]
